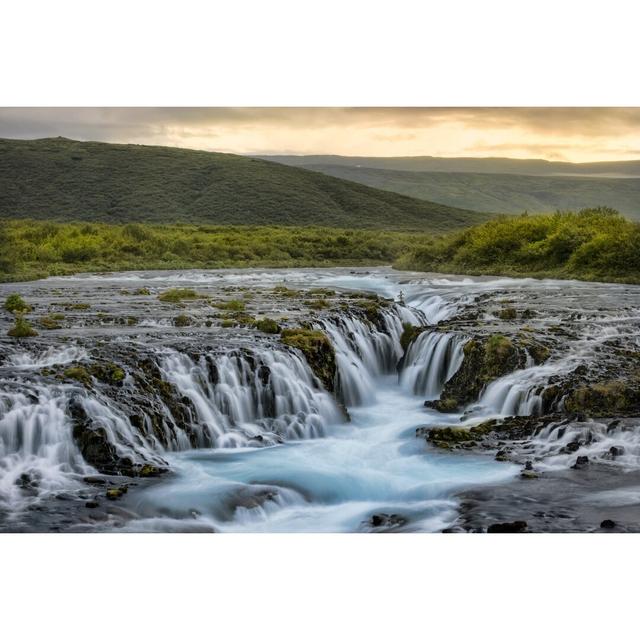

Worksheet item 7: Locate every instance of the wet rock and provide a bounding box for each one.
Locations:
[85,500,99,508]
[487,521,527,533]
[368,513,407,530]
[83,476,107,485]
[600,519,616,529]
[106,486,128,500]
[429,335,527,412]
[609,446,625,458]
[571,456,589,470]
[280,328,336,392]
[564,381,640,418]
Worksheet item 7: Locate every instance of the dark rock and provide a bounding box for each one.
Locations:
[487,521,527,533]
[600,519,616,529]
[85,500,99,508]
[571,456,589,470]
[368,513,407,530]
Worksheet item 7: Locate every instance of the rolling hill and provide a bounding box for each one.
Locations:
[295,164,640,218]
[0,138,490,232]
[256,154,640,177]
[257,154,640,219]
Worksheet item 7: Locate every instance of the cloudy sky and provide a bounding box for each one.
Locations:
[1,107,639,162]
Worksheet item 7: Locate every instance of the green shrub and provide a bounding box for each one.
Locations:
[255,318,281,334]
[215,299,245,312]
[159,288,200,303]
[4,293,30,313]
[7,315,38,337]
[174,314,192,327]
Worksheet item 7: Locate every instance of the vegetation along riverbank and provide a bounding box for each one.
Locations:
[1,207,639,285]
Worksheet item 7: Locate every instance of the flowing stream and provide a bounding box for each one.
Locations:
[1,267,639,531]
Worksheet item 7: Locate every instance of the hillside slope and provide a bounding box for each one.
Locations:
[0,138,488,232]
[257,154,640,177]
[298,164,640,218]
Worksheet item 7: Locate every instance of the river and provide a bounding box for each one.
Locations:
[1,267,639,532]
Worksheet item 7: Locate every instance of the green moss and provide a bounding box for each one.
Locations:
[272,286,299,298]
[4,293,31,313]
[139,464,162,477]
[59,302,90,310]
[174,314,192,327]
[158,288,200,303]
[255,318,281,334]
[354,297,389,322]
[106,486,127,500]
[305,299,330,311]
[7,315,38,337]
[64,366,92,386]
[400,323,424,352]
[221,318,235,328]
[281,328,336,391]
[40,314,63,330]
[498,307,517,320]
[127,316,138,326]
[215,299,246,312]
[565,381,637,416]
[485,335,516,375]
[134,287,151,295]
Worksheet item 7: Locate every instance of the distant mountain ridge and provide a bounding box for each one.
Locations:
[256,154,640,177]
[0,138,491,232]
[256,155,640,218]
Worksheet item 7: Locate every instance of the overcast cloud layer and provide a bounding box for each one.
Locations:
[1,107,639,162]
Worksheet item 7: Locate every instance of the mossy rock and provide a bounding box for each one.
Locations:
[400,323,425,352]
[64,366,93,386]
[564,381,640,417]
[281,328,336,391]
[498,307,517,320]
[40,314,64,330]
[430,335,525,411]
[7,315,38,338]
[256,318,281,334]
[158,288,201,303]
[174,314,192,327]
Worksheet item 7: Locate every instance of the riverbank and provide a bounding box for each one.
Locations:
[3,209,640,286]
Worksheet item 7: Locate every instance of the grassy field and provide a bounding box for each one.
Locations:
[3,209,639,286]
[0,137,486,232]
[0,219,427,282]
[396,207,640,284]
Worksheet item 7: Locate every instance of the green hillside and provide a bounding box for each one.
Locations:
[257,154,640,177]
[0,138,488,232]
[298,164,640,219]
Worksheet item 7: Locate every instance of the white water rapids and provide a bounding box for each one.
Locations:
[1,267,639,531]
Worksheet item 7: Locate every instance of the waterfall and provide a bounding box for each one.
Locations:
[474,356,583,417]
[316,306,422,406]
[531,419,640,470]
[0,382,90,511]
[157,348,344,447]
[6,344,88,368]
[399,332,467,398]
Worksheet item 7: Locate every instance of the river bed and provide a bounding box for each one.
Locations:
[1,267,639,532]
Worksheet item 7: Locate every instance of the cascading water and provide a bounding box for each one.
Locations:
[157,348,344,447]
[316,306,421,406]
[0,382,90,512]
[400,331,467,398]
[5,266,636,532]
